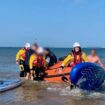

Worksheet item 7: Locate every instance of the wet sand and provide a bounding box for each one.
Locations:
[0,79,105,105]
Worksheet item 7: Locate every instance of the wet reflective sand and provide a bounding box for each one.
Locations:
[0,80,105,105]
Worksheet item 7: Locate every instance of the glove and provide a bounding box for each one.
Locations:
[19,65,24,71]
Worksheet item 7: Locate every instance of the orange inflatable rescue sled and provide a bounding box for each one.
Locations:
[44,61,72,82]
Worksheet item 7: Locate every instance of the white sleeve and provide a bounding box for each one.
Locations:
[46,57,50,63]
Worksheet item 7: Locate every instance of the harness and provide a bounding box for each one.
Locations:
[20,48,27,60]
[70,51,83,67]
[33,55,45,68]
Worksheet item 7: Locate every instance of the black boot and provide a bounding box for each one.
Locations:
[70,84,75,90]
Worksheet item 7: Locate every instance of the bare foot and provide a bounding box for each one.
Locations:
[31,76,34,80]
[25,76,29,80]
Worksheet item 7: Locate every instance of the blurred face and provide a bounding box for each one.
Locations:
[32,45,38,51]
[44,50,49,55]
[25,47,30,50]
[74,47,80,52]
[91,50,96,56]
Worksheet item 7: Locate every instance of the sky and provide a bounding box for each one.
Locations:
[0,0,105,48]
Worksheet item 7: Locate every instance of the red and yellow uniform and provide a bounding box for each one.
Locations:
[29,54,37,70]
[62,51,87,67]
[16,48,27,62]
[29,54,46,81]
[16,48,27,77]
[29,54,46,70]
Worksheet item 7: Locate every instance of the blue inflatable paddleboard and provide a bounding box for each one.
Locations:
[0,79,22,92]
[70,62,105,90]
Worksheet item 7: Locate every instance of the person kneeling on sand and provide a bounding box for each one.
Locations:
[29,47,46,81]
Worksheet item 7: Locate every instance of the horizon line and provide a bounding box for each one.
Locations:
[0,46,104,49]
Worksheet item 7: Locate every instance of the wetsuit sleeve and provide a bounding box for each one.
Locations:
[82,52,88,62]
[16,49,24,61]
[53,54,57,63]
[61,54,73,67]
[29,55,36,70]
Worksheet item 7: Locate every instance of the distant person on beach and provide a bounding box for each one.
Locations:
[87,49,104,68]
[44,48,57,67]
[16,43,34,79]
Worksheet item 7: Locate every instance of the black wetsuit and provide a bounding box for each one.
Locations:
[35,67,45,81]
[45,52,57,67]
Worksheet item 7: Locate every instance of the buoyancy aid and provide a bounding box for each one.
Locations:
[70,50,83,67]
[33,55,45,68]
[16,48,28,61]
[20,48,27,60]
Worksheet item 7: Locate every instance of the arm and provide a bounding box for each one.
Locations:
[16,49,24,65]
[16,50,21,61]
[29,55,36,70]
[82,52,88,62]
[46,57,50,65]
[61,54,73,67]
[97,57,104,68]
[16,49,24,61]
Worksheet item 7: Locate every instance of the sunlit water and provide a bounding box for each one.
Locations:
[0,47,105,105]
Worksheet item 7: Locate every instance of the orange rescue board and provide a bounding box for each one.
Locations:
[44,61,72,82]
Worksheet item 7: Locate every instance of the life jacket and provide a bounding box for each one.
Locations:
[70,50,83,67]
[33,55,45,68]
[20,48,27,60]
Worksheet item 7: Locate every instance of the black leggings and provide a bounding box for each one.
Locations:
[19,60,30,77]
[35,67,45,81]
[20,71,26,77]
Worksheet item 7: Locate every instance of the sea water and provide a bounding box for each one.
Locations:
[0,47,105,105]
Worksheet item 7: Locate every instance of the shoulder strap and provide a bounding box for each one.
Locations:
[71,50,76,64]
